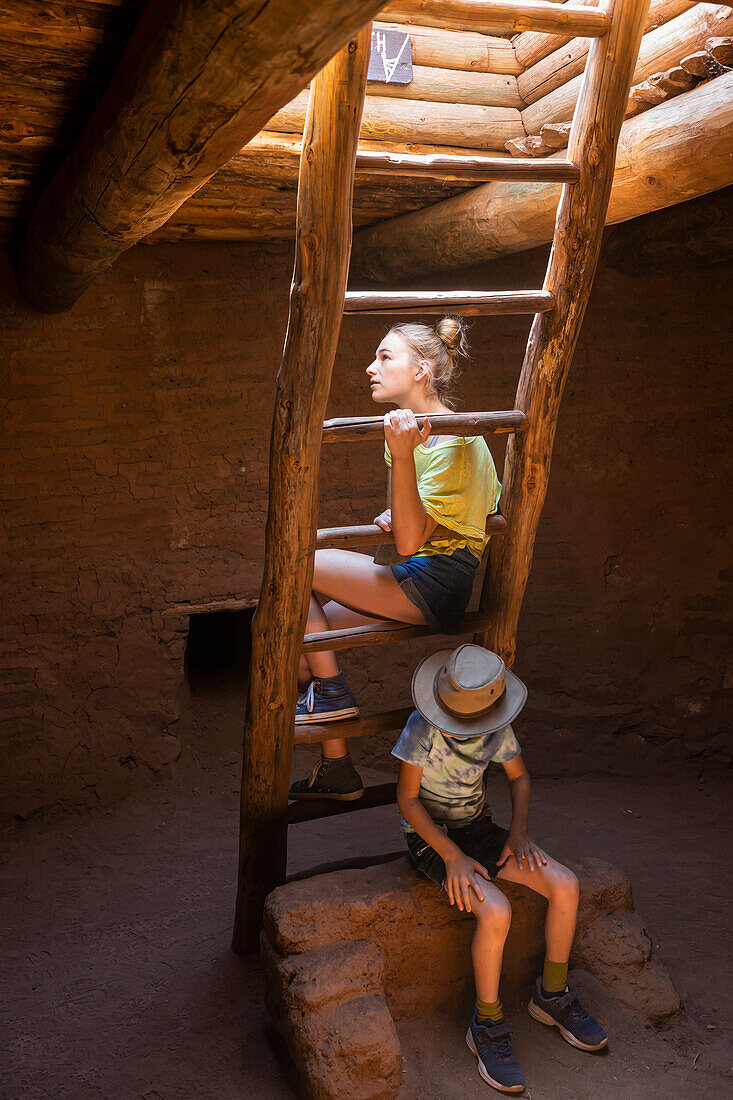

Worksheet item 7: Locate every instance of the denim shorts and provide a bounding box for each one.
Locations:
[406,811,510,889]
[391,546,479,632]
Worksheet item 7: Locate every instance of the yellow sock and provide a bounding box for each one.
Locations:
[542,958,568,995]
[476,997,504,1024]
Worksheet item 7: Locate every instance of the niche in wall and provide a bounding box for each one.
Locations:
[184,608,253,687]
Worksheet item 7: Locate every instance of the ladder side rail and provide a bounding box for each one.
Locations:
[474,0,652,666]
[232,27,372,954]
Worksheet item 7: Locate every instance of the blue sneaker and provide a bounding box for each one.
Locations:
[294,674,359,725]
[466,1013,525,1094]
[528,978,608,1051]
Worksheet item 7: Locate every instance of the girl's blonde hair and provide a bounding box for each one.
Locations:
[389,316,469,410]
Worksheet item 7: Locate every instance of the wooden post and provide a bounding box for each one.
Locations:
[17,0,384,313]
[474,0,651,667]
[231,28,371,954]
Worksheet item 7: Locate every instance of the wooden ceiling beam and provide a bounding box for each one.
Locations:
[379,0,611,38]
[521,1,733,132]
[350,73,733,280]
[513,0,693,70]
[267,89,525,151]
[516,0,695,104]
[16,0,385,312]
[378,21,522,73]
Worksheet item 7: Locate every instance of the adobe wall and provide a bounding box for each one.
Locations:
[0,239,729,822]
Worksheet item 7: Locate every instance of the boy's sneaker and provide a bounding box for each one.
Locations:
[289,754,365,801]
[528,978,608,1051]
[294,674,359,724]
[466,1013,525,1094]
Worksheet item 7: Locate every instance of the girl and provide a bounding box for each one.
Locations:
[289,316,501,801]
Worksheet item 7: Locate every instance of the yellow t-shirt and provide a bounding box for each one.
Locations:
[384,436,501,560]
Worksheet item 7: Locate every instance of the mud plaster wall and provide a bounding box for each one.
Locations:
[0,240,730,822]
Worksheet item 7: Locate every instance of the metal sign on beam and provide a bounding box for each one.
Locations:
[368,25,412,84]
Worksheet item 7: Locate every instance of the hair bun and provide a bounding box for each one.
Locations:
[435,316,469,358]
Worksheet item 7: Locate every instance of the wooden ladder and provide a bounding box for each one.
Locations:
[232,0,651,952]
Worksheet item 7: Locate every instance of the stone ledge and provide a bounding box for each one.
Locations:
[263,855,677,1099]
[262,936,401,1100]
[264,854,634,1018]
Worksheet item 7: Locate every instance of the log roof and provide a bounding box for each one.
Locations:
[1,0,731,247]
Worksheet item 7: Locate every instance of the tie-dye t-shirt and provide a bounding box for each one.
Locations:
[391,709,521,834]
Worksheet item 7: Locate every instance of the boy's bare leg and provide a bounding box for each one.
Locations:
[463,882,526,1092]
[467,885,513,1002]
[498,851,607,1050]
[497,852,579,967]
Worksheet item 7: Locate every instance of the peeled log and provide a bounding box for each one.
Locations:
[17,0,386,312]
[269,90,525,151]
[378,22,522,73]
[517,0,694,104]
[514,0,692,70]
[378,0,610,37]
[370,65,523,108]
[351,73,733,280]
[522,3,733,132]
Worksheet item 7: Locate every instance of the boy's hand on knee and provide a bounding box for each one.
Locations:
[444,852,491,913]
[501,828,547,873]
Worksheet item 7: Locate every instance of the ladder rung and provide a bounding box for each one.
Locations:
[355,150,581,184]
[287,782,396,824]
[285,849,406,883]
[343,290,554,316]
[303,610,491,654]
[316,514,507,550]
[323,409,528,443]
[294,706,414,746]
[380,1,611,40]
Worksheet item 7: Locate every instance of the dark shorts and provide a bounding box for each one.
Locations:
[391,546,479,632]
[406,811,510,889]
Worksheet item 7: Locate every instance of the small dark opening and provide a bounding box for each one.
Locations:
[185,608,253,686]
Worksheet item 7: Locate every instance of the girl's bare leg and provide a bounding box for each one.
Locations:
[302,549,427,758]
[297,595,384,691]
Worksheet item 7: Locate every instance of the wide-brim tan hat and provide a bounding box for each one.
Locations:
[411,643,527,739]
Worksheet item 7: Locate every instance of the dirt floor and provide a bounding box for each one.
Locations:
[3,673,732,1099]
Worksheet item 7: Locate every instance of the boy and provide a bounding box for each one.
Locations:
[394,643,607,1094]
